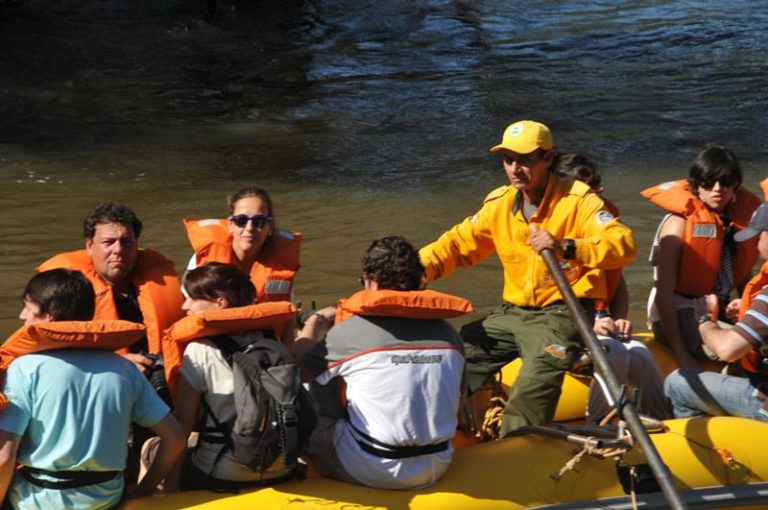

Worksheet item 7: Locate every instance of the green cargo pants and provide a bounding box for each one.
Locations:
[461,301,587,437]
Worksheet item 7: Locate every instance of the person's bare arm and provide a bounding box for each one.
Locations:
[695,294,753,362]
[0,430,20,503]
[161,377,201,492]
[655,215,700,368]
[291,306,336,361]
[125,414,185,499]
[698,322,754,362]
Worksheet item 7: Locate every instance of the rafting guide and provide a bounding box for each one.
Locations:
[419,120,637,436]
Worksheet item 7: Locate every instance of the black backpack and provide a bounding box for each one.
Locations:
[199,333,316,478]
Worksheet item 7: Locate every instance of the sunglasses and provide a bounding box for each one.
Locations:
[699,175,738,190]
[228,214,272,229]
[503,151,542,168]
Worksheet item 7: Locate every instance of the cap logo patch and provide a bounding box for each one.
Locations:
[595,210,615,225]
[509,125,524,137]
[693,224,717,238]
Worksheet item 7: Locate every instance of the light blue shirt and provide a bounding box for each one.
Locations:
[0,349,169,510]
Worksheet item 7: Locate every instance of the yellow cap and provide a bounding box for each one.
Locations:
[490,120,553,154]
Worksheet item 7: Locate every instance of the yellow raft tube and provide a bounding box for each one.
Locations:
[124,417,768,509]
[125,337,768,509]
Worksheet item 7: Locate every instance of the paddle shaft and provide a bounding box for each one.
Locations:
[539,248,689,510]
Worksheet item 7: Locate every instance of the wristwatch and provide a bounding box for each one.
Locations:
[697,313,713,325]
[562,239,576,260]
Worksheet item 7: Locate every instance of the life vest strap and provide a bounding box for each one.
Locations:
[20,466,120,490]
[350,423,448,459]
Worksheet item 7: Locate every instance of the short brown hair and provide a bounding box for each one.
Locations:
[183,262,255,307]
[24,269,95,321]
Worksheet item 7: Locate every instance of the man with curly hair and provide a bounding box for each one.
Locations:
[294,236,467,489]
[38,202,186,482]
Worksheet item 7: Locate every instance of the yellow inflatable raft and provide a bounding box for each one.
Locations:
[125,335,768,509]
[124,416,768,509]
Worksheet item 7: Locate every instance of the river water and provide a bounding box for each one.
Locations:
[1,0,767,337]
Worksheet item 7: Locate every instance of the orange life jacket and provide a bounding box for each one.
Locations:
[641,179,760,297]
[736,175,768,377]
[335,289,473,323]
[737,261,768,374]
[38,248,185,389]
[184,219,301,303]
[0,320,146,411]
[162,301,297,402]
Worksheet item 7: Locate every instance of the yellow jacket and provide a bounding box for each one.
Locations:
[419,177,637,307]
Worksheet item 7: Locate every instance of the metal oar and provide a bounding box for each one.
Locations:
[539,247,689,510]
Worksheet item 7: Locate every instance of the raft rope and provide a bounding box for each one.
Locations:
[549,426,633,481]
[479,373,508,441]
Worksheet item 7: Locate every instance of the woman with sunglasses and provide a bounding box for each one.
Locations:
[184,187,301,306]
[642,145,761,369]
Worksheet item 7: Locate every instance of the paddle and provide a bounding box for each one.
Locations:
[539,247,689,510]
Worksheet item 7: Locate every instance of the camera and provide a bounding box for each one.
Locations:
[143,353,171,405]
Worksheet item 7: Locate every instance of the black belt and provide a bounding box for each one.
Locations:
[351,424,449,459]
[21,466,120,490]
[510,298,594,312]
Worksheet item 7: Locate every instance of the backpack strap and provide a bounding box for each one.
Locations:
[197,334,243,476]
[210,332,277,366]
[209,334,241,367]
[198,392,234,477]
[282,401,300,469]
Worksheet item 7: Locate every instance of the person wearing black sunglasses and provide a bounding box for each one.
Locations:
[642,145,761,370]
[183,187,302,311]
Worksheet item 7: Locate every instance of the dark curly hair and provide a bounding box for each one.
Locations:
[83,202,143,240]
[183,262,256,307]
[361,236,425,291]
[23,269,95,321]
[553,152,602,191]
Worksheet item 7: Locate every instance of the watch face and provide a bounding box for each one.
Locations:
[564,239,576,259]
